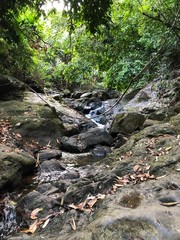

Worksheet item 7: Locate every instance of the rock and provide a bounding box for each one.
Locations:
[114,133,127,148]
[137,91,150,102]
[71,91,85,99]
[148,107,176,121]
[63,123,80,136]
[0,144,35,191]
[91,90,111,101]
[17,190,60,218]
[80,92,92,98]
[37,149,62,162]
[91,145,109,157]
[36,183,59,195]
[110,112,145,135]
[169,113,180,133]
[0,100,67,148]
[60,127,114,153]
[148,109,167,121]
[62,89,71,98]
[38,159,79,183]
[123,88,141,103]
[40,159,66,173]
[0,75,25,100]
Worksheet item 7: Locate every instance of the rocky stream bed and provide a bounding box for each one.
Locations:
[0,71,180,240]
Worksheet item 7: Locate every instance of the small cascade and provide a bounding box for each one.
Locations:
[86,98,124,128]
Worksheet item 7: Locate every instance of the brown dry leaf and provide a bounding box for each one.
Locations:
[144,165,151,171]
[69,217,76,231]
[156,174,168,180]
[133,164,140,172]
[16,133,22,138]
[68,203,78,210]
[76,201,86,211]
[68,201,86,211]
[30,208,43,220]
[20,220,39,234]
[96,194,106,199]
[87,198,97,208]
[165,146,172,151]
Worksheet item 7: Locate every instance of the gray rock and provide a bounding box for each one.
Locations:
[37,149,62,162]
[0,144,35,191]
[0,75,25,100]
[110,112,146,135]
[61,127,114,153]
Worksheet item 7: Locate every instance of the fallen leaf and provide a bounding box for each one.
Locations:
[42,218,50,229]
[96,194,106,199]
[35,154,40,167]
[160,201,180,207]
[156,174,168,179]
[20,220,39,234]
[15,122,21,127]
[144,165,151,171]
[69,217,76,231]
[165,146,172,151]
[68,201,86,211]
[133,165,140,172]
[30,208,43,220]
[87,198,97,208]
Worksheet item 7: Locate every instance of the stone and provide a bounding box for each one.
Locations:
[0,144,35,191]
[0,100,67,148]
[0,75,25,100]
[110,112,146,135]
[37,149,62,162]
[60,127,114,153]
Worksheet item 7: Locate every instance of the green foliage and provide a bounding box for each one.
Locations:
[0,0,179,91]
[63,0,113,33]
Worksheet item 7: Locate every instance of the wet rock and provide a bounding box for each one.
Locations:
[91,145,109,157]
[38,159,79,183]
[17,190,60,218]
[71,91,85,99]
[37,149,62,162]
[0,200,18,239]
[110,112,145,135]
[60,127,114,153]
[0,144,35,191]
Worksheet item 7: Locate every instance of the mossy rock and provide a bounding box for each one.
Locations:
[110,112,145,135]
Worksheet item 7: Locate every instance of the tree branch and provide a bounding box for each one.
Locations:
[142,12,180,31]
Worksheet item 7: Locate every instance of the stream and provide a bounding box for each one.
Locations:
[0,91,123,239]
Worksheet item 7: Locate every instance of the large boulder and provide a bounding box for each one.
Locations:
[0,75,25,100]
[110,112,145,136]
[61,127,114,153]
[0,100,67,148]
[0,144,35,191]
